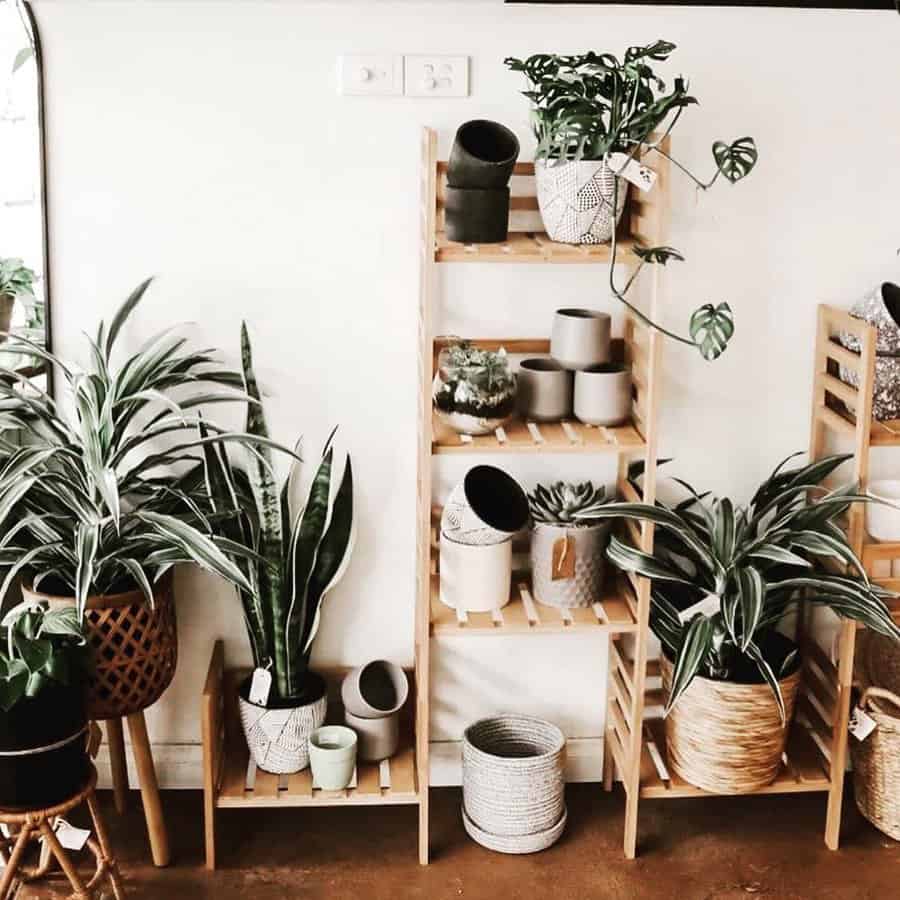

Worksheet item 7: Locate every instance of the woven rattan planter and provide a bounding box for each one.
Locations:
[660,653,800,794]
[462,715,566,853]
[852,686,900,840]
[23,573,177,721]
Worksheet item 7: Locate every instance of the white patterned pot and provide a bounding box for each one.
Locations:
[441,465,530,546]
[238,674,328,774]
[530,522,611,609]
[534,159,627,245]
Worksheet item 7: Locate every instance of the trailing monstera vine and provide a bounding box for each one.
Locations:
[505,41,759,361]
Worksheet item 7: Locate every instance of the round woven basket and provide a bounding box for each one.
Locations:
[23,573,177,721]
[660,654,800,794]
[462,715,565,846]
[866,632,900,696]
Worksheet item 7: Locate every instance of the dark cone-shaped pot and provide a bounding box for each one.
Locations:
[0,683,89,809]
[447,119,520,189]
[445,187,510,244]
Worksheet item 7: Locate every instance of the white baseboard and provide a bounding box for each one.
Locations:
[94,737,607,790]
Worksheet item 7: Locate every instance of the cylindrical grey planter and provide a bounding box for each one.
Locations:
[839,282,900,421]
[444,186,510,244]
[516,358,572,422]
[550,309,611,371]
[345,709,400,762]
[574,363,632,426]
[462,715,566,853]
[530,521,611,608]
[448,120,520,189]
[341,660,408,719]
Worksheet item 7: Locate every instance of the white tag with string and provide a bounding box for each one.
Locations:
[849,705,878,742]
[54,818,91,851]
[249,667,272,706]
[607,152,658,193]
[678,592,721,624]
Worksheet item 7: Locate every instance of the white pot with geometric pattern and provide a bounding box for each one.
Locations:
[238,674,328,774]
[530,521,611,609]
[534,159,628,245]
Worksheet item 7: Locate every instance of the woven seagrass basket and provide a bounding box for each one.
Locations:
[660,654,800,794]
[23,572,177,721]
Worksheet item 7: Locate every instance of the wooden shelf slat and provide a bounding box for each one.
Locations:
[435,230,637,265]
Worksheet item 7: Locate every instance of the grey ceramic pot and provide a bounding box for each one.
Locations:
[530,522,611,609]
[444,186,510,244]
[341,660,409,719]
[574,364,631,426]
[517,358,572,422]
[550,309,611,371]
[447,120,520,189]
[344,709,400,762]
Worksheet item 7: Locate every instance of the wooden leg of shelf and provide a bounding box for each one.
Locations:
[39,819,91,899]
[418,790,429,865]
[204,777,216,870]
[106,718,129,815]
[825,622,857,851]
[623,786,639,860]
[127,711,171,867]
[602,732,614,792]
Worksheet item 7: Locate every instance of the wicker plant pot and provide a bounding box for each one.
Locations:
[660,652,801,794]
[462,715,566,853]
[851,686,900,841]
[530,521,610,609]
[22,573,177,721]
[865,631,900,696]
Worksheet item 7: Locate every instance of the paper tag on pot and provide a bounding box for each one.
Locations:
[607,152,657,193]
[552,536,576,581]
[54,818,91,851]
[849,705,878,742]
[249,667,272,706]
[678,593,721,624]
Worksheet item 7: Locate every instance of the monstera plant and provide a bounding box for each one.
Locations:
[506,41,758,361]
[201,324,355,775]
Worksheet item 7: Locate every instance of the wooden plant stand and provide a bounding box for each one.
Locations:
[417,126,668,860]
[201,641,420,870]
[0,765,125,900]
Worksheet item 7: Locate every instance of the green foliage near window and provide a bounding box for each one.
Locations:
[0,258,35,302]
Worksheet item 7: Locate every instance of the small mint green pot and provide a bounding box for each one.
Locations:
[309,726,357,790]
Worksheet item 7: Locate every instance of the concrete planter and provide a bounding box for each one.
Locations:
[530,521,610,609]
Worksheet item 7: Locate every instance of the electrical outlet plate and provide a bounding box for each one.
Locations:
[404,55,469,98]
[339,54,403,96]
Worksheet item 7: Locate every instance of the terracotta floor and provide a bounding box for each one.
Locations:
[13,782,900,899]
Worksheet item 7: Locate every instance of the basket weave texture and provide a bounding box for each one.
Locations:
[24,574,177,720]
[660,654,800,794]
[865,632,900,696]
[462,715,565,845]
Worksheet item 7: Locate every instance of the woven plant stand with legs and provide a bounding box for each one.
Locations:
[0,765,125,900]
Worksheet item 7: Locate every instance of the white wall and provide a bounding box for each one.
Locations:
[32,0,900,783]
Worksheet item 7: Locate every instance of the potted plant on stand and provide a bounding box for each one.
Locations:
[576,453,900,793]
[0,257,35,341]
[201,324,355,775]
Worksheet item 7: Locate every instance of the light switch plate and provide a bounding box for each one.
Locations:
[339,54,403,96]
[404,55,469,98]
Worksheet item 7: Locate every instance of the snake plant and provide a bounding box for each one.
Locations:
[529,481,608,525]
[200,325,355,702]
[576,453,900,718]
[0,278,275,617]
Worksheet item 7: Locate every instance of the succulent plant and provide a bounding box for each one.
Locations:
[528,481,608,526]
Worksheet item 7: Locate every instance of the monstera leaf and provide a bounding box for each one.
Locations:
[690,303,735,361]
[713,137,759,185]
[633,245,685,266]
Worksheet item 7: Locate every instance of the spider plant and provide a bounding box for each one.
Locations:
[576,453,900,718]
[0,278,286,617]
[505,41,758,361]
[199,324,354,703]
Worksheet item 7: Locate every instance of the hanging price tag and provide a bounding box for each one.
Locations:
[849,705,878,742]
[607,152,658,193]
[54,818,91,851]
[551,535,576,581]
[249,667,272,706]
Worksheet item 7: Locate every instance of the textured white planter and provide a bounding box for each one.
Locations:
[867,481,900,541]
[530,521,611,609]
[441,465,530,546]
[238,680,328,774]
[439,531,512,612]
[534,159,627,245]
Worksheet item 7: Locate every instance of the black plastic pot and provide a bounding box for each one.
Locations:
[445,187,510,244]
[0,683,89,810]
[447,120,520,189]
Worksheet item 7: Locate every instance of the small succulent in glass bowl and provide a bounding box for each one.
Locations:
[432,341,517,436]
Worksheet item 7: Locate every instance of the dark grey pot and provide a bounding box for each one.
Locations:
[445,187,510,244]
[447,120,520,189]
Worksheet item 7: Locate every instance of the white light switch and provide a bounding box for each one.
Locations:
[404,55,469,98]
[339,54,403,96]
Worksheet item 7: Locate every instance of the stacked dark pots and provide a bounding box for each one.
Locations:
[445,120,520,244]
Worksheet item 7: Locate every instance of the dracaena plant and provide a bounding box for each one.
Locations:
[0,278,282,616]
[576,453,900,719]
[199,325,354,702]
[0,602,86,711]
[505,41,758,361]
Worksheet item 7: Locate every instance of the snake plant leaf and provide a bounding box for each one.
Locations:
[105,277,154,360]
[712,137,759,184]
[690,302,734,361]
[665,613,714,715]
[744,640,787,724]
[633,245,685,266]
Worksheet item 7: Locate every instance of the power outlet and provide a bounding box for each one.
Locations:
[338,54,403,96]
[404,55,469,98]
